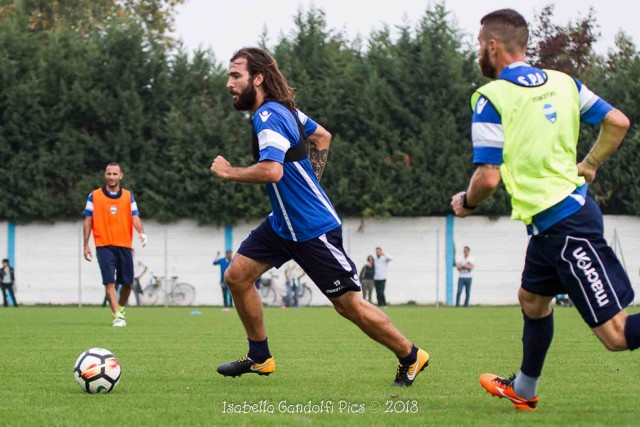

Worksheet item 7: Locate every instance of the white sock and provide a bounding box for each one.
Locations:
[513,370,538,400]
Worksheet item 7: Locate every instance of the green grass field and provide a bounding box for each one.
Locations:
[1,305,639,426]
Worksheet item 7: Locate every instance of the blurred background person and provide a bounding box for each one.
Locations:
[373,247,392,307]
[359,255,375,303]
[213,250,234,311]
[1,258,17,307]
[284,260,305,307]
[455,246,475,307]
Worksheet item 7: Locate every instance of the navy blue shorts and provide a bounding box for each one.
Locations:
[96,246,134,286]
[522,195,634,327]
[237,220,361,298]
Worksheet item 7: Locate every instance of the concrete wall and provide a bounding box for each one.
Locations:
[2,215,639,306]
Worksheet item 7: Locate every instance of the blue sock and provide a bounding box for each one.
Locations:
[399,344,418,366]
[624,313,640,350]
[248,338,271,363]
[520,310,554,378]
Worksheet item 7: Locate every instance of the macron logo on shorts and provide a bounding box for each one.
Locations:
[570,245,610,307]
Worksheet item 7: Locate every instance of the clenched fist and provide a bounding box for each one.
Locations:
[210,155,232,179]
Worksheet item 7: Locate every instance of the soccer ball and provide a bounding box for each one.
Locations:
[73,348,121,393]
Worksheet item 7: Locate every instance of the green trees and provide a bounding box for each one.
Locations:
[0,2,637,223]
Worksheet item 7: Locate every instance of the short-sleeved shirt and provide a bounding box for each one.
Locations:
[253,102,341,242]
[213,257,231,283]
[457,256,474,279]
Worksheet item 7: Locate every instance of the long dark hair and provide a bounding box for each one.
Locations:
[230,47,296,110]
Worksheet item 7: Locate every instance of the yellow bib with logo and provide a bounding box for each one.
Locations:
[470,69,584,224]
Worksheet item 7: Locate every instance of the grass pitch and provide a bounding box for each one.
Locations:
[1,305,638,426]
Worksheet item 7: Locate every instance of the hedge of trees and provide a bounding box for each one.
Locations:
[0,1,638,224]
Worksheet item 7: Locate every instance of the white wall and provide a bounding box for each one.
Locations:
[3,216,639,306]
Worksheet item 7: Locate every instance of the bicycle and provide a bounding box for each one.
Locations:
[258,275,313,307]
[142,275,196,306]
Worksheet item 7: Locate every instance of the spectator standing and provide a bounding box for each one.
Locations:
[0,258,17,307]
[284,260,305,307]
[213,250,234,310]
[455,246,475,307]
[373,247,392,307]
[359,255,375,303]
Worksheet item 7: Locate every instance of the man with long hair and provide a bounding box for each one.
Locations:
[210,47,429,386]
[451,9,635,410]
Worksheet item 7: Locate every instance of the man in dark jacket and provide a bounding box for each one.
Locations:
[0,258,17,307]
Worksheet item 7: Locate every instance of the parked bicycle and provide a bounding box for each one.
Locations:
[258,272,313,307]
[142,275,196,306]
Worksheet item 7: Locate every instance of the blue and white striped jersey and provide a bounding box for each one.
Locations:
[253,102,341,242]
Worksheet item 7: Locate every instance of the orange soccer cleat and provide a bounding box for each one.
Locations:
[479,373,538,410]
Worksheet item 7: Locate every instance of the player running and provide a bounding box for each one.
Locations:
[210,47,429,386]
[451,9,636,410]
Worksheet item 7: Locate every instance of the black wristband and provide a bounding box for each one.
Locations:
[461,193,477,210]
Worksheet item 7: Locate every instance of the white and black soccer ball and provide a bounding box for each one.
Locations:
[73,348,121,393]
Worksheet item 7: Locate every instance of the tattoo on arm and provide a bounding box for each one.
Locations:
[309,147,329,181]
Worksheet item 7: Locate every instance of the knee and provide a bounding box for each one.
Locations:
[332,297,363,321]
[518,290,552,318]
[333,299,351,318]
[333,302,347,318]
[223,268,241,289]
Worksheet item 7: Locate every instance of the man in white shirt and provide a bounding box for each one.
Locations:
[456,246,475,307]
[373,247,392,307]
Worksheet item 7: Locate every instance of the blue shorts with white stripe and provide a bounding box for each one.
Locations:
[238,219,361,299]
[522,194,634,327]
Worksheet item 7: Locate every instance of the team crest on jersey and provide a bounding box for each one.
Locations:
[259,110,272,122]
[110,205,117,214]
[543,103,557,123]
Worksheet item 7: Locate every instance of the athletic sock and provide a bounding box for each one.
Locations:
[624,313,640,350]
[515,310,554,399]
[398,344,418,367]
[248,338,272,364]
[514,370,538,400]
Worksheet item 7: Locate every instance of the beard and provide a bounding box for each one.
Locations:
[232,80,257,111]
[479,46,497,78]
